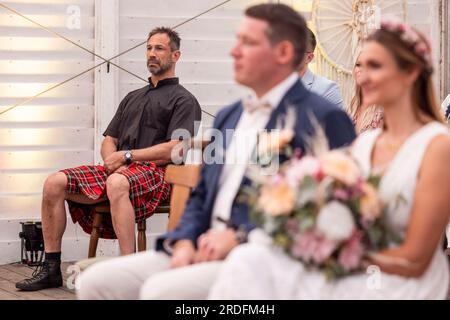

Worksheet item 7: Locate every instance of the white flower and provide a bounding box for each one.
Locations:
[316,201,355,242]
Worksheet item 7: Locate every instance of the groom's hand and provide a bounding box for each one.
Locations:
[170,240,196,269]
[194,228,238,263]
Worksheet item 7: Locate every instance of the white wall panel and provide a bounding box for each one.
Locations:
[0,60,94,74]
[0,1,94,16]
[0,172,49,194]
[0,150,93,171]
[1,95,94,106]
[0,128,94,150]
[0,194,42,218]
[119,0,252,18]
[119,16,239,40]
[0,37,94,52]
[0,105,93,128]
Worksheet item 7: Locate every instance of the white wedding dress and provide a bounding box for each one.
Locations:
[209,122,449,299]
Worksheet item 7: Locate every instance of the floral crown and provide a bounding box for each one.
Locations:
[379,15,433,72]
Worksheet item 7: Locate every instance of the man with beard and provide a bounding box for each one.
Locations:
[15,27,201,291]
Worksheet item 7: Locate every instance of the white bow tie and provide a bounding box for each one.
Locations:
[242,96,272,114]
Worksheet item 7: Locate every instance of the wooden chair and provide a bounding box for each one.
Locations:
[164,164,201,231]
[88,164,201,258]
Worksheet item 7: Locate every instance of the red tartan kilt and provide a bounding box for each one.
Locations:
[61,162,170,239]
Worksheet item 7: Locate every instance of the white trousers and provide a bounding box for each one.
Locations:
[76,250,222,300]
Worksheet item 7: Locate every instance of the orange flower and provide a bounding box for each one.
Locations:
[258,180,295,216]
[360,183,383,219]
[320,150,361,185]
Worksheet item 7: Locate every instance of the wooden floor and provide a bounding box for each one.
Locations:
[0,262,75,300]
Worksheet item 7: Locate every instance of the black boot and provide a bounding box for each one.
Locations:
[15,260,63,291]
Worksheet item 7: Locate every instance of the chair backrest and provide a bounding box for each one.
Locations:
[164,138,208,230]
[164,164,201,231]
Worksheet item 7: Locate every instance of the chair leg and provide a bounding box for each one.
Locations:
[88,213,103,258]
[137,220,146,252]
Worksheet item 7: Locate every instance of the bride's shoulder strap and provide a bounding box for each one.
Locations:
[351,128,382,177]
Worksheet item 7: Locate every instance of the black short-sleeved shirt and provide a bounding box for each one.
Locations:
[103,77,202,151]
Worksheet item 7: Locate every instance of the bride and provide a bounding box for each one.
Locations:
[209,18,450,299]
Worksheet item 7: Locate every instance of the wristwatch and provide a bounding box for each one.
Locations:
[124,150,133,165]
[234,228,248,244]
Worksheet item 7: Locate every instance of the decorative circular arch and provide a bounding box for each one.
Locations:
[311,0,407,75]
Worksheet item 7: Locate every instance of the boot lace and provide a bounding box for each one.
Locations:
[23,262,49,284]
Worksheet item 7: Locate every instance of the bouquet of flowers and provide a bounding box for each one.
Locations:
[243,145,400,280]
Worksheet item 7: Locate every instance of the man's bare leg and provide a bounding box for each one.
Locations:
[106,173,136,255]
[42,172,106,252]
[41,172,69,253]
[16,171,106,291]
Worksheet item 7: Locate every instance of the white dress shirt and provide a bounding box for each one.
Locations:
[210,73,299,229]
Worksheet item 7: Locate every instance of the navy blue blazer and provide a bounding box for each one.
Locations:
[156,79,356,252]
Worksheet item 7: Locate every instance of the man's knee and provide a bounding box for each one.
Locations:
[106,174,130,201]
[43,172,67,200]
[227,243,266,263]
[76,262,115,300]
[139,262,221,300]
[140,273,174,300]
[139,273,210,300]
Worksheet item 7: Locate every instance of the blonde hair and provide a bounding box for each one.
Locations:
[348,81,362,119]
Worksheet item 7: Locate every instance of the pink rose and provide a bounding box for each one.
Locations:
[338,231,365,271]
[291,231,336,264]
[312,237,337,264]
[286,156,321,187]
[333,188,350,201]
[291,231,316,262]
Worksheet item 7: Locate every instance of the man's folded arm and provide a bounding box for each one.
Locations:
[101,136,118,162]
[131,140,181,166]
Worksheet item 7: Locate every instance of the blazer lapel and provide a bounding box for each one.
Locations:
[207,103,243,201]
[265,79,308,131]
[207,80,308,209]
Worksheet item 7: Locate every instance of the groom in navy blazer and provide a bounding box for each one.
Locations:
[77,3,356,300]
[157,71,356,253]
[156,27,355,262]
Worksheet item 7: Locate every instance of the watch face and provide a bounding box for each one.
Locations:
[125,151,132,164]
